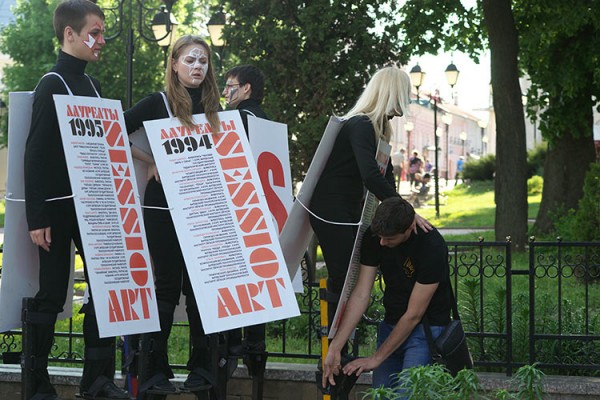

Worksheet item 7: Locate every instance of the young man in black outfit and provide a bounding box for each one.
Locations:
[24,1,128,399]
[222,65,268,355]
[223,64,268,135]
[322,197,451,397]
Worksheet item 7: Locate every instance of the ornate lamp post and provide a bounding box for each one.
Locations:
[409,62,460,218]
[103,0,179,108]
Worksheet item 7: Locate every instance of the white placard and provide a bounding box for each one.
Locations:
[279,117,345,279]
[328,140,391,338]
[0,91,75,333]
[144,110,300,334]
[54,95,160,338]
[247,116,303,292]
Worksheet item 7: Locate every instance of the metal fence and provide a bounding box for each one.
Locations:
[1,239,599,376]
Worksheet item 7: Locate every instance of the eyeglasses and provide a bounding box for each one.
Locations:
[225,82,241,89]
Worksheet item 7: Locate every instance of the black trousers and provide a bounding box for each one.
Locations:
[309,211,359,326]
[143,203,206,373]
[32,200,115,393]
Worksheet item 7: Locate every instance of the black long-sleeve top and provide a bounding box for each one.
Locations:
[124,87,205,208]
[310,115,397,221]
[237,98,268,135]
[24,51,101,230]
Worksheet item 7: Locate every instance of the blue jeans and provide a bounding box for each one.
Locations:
[372,321,445,399]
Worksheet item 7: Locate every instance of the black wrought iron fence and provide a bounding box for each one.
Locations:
[1,239,599,376]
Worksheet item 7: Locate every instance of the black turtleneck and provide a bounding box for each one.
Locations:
[24,50,102,230]
[124,87,205,134]
[124,86,207,208]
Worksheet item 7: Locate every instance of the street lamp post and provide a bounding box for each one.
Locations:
[404,121,414,153]
[409,62,460,218]
[207,9,227,71]
[104,0,179,108]
[442,114,453,181]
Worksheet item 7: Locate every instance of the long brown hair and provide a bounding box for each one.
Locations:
[165,35,220,132]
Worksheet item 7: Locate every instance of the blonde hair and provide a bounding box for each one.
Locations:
[165,35,220,132]
[341,66,411,142]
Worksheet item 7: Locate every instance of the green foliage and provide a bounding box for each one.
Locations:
[526,143,546,177]
[461,145,547,183]
[527,176,543,196]
[361,385,398,400]
[515,1,600,143]
[554,163,600,241]
[383,363,544,400]
[463,154,495,181]
[0,0,211,146]
[221,0,405,183]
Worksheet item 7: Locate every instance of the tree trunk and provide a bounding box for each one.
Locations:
[533,103,596,235]
[482,0,529,250]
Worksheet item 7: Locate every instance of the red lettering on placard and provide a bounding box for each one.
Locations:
[107,288,152,322]
[216,279,285,318]
[257,152,288,233]
[211,128,287,317]
[100,108,153,317]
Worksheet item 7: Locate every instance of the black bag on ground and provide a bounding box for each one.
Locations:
[423,289,473,376]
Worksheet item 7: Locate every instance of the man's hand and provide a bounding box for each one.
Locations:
[414,213,432,233]
[342,356,381,377]
[29,227,51,252]
[322,349,342,388]
[148,163,160,183]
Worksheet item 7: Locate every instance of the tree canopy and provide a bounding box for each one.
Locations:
[220,0,406,183]
[0,0,214,145]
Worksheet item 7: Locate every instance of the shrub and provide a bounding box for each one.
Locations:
[527,143,547,178]
[527,175,543,195]
[554,162,600,241]
[463,154,495,181]
[460,144,546,182]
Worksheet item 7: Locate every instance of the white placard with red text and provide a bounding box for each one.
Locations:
[54,95,160,338]
[144,110,300,334]
[247,116,303,292]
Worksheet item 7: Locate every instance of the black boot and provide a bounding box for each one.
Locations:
[79,303,128,399]
[138,301,178,397]
[21,298,59,400]
[138,334,177,395]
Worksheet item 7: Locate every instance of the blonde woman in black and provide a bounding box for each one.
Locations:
[125,35,220,394]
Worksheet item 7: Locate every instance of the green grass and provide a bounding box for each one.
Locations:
[416,180,542,228]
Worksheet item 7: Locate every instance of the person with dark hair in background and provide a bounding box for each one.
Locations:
[222,64,268,356]
[125,35,221,395]
[323,197,451,398]
[23,1,128,399]
[223,64,267,134]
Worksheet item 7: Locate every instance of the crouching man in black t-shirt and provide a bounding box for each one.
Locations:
[322,197,452,397]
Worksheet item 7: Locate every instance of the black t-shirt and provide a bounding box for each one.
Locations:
[360,226,452,326]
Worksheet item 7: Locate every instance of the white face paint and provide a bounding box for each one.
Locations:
[83,34,98,57]
[178,47,209,85]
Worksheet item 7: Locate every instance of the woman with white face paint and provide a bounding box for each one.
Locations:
[308,67,433,385]
[124,35,221,395]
